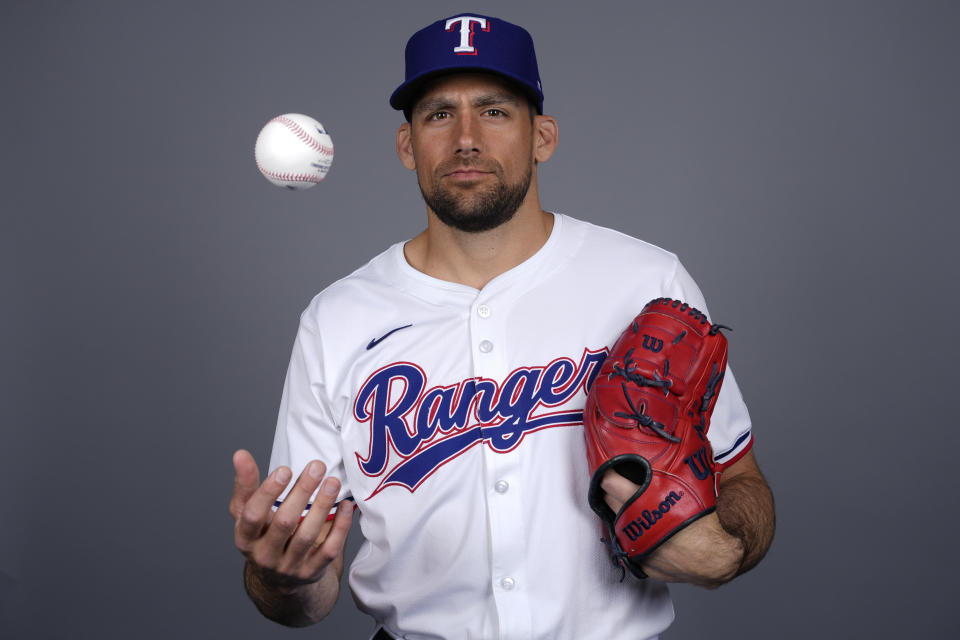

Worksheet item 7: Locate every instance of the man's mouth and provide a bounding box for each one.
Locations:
[445,169,491,180]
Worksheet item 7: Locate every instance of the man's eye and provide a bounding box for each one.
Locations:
[485,109,505,117]
[428,111,449,121]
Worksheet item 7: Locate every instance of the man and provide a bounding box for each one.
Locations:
[229,13,774,640]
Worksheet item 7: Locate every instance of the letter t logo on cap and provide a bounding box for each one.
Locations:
[445,16,489,55]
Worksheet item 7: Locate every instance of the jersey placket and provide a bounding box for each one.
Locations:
[469,292,533,639]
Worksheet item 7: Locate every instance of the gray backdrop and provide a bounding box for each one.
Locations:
[3,1,958,638]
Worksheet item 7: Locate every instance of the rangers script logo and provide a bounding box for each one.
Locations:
[354,348,607,498]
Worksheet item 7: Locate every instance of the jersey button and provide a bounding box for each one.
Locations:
[477,304,492,318]
[479,340,493,353]
[500,577,516,591]
[494,480,509,494]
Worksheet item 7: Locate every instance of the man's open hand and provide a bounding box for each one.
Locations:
[230,450,354,592]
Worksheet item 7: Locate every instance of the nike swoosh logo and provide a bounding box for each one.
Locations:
[366,324,413,350]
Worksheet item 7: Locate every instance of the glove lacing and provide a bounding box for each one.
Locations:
[600,535,642,581]
[609,347,680,443]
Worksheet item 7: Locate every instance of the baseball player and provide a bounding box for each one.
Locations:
[229,13,775,640]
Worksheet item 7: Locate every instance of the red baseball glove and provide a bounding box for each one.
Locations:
[584,297,729,579]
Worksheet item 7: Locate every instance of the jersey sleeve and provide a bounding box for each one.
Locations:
[268,318,351,518]
[667,261,753,469]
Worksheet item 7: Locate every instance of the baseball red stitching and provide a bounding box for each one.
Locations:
[256,161,326,184]
[272,116,335,156]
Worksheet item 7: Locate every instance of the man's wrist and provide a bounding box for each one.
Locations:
[244,561,318,597]
[243,562,330,627]
[713,520,746,581]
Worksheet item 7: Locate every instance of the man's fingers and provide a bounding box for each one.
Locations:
[230,449,261,519]
[285,479,339,560]
[601,469,642,513]
[306,498,355,572]
[263,461,327,550]
[235,466,292,546]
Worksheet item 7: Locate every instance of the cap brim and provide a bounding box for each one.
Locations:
[390,67,543,114]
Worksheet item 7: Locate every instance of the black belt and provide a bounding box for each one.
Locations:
[372,629,395,640]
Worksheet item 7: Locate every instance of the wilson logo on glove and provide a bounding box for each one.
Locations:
[641,335,664,353]
[684,446,713,481]
[621,490,684,541]
[584,297,730,579]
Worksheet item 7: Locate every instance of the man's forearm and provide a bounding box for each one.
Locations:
[243,561,340,627]
[716,466,776,575]
[637,511,743,587]
[637,450,775,587]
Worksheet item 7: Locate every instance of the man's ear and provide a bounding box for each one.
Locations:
[533,115,559,163]
[397,122,416,171]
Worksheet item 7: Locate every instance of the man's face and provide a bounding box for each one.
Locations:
[401,73,537,233]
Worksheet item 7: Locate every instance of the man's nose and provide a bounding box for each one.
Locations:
[455,112,481,155]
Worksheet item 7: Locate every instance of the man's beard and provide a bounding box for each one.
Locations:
[420,162,533,233]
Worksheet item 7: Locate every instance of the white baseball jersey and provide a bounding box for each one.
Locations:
[269,213,753,640]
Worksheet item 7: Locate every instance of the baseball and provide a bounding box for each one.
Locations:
[254,113,334,190]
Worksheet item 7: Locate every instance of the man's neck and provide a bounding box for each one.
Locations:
[403,200,555,290]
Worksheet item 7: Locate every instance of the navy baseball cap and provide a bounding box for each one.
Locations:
[390,13,544,116]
